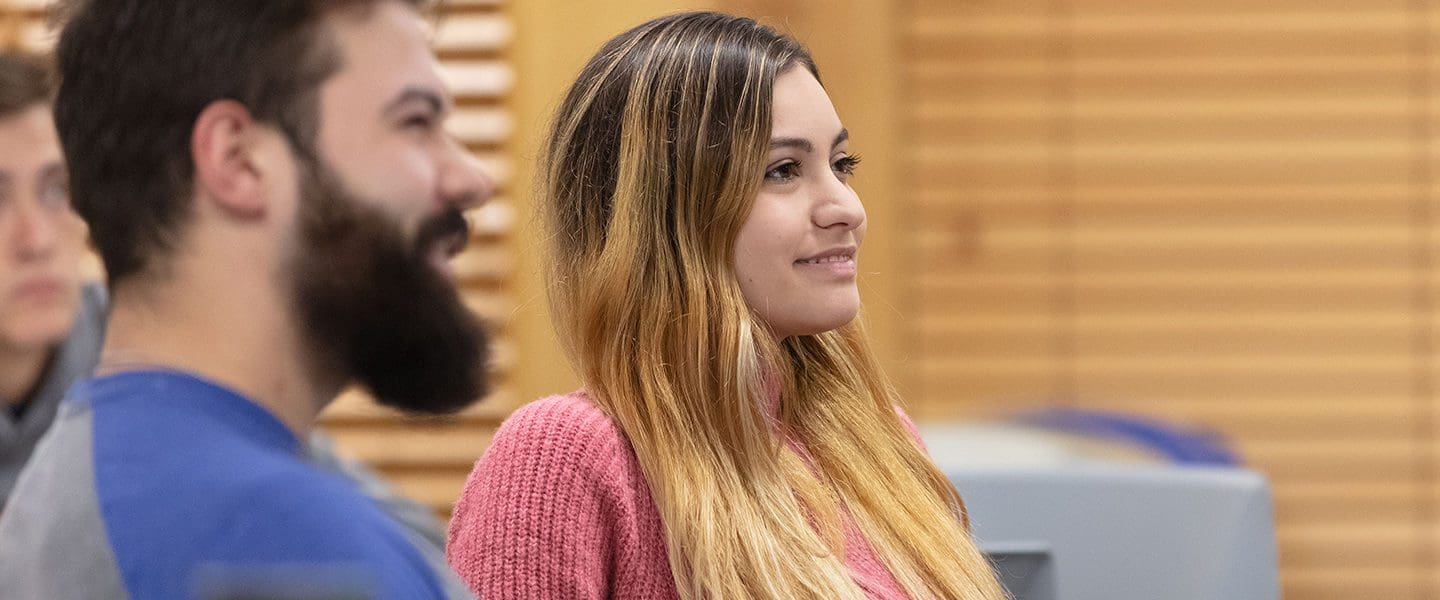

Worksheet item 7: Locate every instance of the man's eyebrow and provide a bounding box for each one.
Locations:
[383,86,448,116]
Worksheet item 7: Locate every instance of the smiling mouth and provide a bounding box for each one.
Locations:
[796,246,857,265]
[427,247,456,280]
[796,254,854,265]
[415,210,471,281]
[793,249,858,279]
[427,235,467,279]
[441,231,467,258]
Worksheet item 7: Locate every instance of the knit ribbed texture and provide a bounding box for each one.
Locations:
[446,392,915,599]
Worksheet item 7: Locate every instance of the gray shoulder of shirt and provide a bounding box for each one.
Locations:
[20,282,106,413]
[0,404,128,598]
[56,283,107,380]
[306,430,475,599]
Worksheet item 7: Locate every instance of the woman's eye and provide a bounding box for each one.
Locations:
[833,154,862,178]
[765,161,800,182]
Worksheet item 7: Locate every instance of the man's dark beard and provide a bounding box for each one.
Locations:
[289,162,491,415]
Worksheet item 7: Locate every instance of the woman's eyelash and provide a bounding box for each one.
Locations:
[765,161,800,180]
[764,155,862,181]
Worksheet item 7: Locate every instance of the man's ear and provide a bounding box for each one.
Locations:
[191,100,270,219]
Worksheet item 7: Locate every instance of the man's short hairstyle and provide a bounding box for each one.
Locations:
[53,0,426,283]
[0,52,51,119]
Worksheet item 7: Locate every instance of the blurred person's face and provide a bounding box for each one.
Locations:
[285,1,495,413]
[0,104,86,354]
[734,67,866,340]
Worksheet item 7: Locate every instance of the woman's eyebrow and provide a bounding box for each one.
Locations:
[768,128,850,153]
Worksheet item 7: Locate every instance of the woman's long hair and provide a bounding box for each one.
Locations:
[540,12,1005,600]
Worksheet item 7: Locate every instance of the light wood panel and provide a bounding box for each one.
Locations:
[901,1,1437,598]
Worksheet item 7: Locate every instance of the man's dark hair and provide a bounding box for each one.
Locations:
[53,1,424,283]
[0,52,52,119]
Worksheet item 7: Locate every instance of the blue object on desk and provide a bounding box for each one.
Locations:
[1016,408,1240,466]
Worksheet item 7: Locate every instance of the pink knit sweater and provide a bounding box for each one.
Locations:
[446,391,941,599]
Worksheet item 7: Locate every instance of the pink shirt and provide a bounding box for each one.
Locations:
[447,391,929,599]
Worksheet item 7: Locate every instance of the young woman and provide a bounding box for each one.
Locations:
[447,12,1005,600]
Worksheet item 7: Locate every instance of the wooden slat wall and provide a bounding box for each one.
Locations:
[902,1,1436,598]
[0,0,516,521]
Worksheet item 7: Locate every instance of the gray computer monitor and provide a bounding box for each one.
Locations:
[944,465,1279,600]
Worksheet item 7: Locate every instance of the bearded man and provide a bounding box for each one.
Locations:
[0,2,495,598]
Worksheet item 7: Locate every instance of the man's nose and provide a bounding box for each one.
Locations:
[439,136,496,212]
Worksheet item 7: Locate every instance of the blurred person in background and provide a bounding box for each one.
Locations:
[0,51,96,517]
[446,12,1005,600]
[0,1,495,597]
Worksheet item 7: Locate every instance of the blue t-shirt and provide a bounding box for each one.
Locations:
[0,369,450,599]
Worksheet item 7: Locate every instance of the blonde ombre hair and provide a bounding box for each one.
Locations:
[541,12,1005,600]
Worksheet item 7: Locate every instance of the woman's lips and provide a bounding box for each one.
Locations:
[794,254,857,278]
